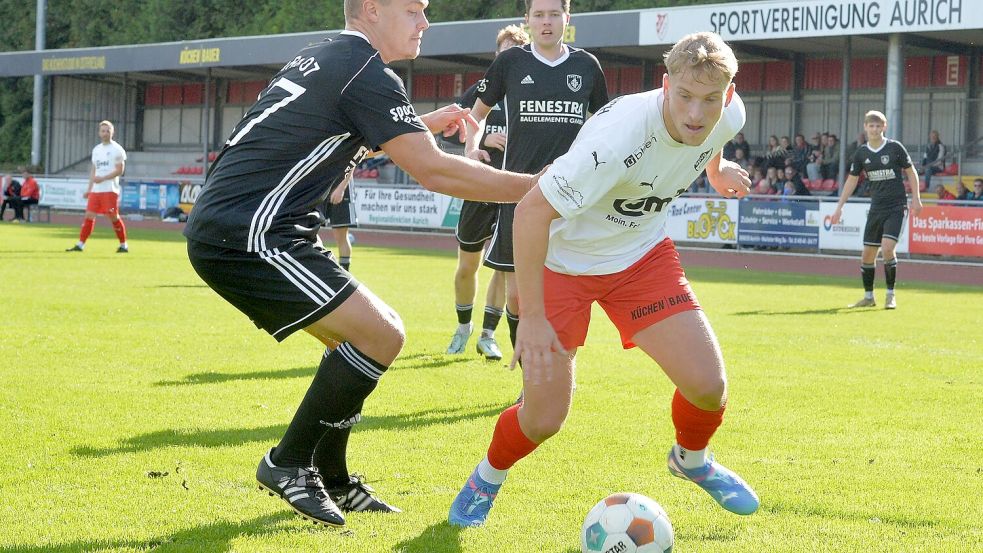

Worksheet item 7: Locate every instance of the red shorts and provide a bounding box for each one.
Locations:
[543,239,701,350]
[86,192,119,215]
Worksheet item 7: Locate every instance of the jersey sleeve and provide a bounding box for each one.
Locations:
[538,115,634,220]
[477,51,509,109]
[114,144,127,163]
[895,142,913,169]
[340,66,428,149]
[849,148,864,176]
[587,58,609,114]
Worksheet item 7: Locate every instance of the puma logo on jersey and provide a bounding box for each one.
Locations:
[592,151,606,170]
[521,75,535,85]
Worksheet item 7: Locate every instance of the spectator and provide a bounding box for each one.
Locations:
[955,181,971,200]
[750,167,767,193]
[722,132,751,162]
[3,167,40,222]
[0,174,21,221]
[765,135,787,170]
[934,183,956,202]
[970,179,983,202]
[733,148,750,171]
[821,134,839,179]
[806,133,825,181]
[790,133,810,174]
[921,130,946,189]
[780,165,810,196]
[845,131,865,167]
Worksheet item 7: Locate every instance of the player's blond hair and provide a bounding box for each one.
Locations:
[864,110,887,125]
[496,25,530,50]
[663,32,738,85]
[98,120,114,133]
[525,0,570,14]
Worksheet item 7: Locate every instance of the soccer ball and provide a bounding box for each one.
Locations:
[581,493,673,553]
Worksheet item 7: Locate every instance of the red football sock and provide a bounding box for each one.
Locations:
[486,404,538,471]
[112,218,127,243]
[671,389,726,451]
[79,218,96,243]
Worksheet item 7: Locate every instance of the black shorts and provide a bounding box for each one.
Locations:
[187,238,359,341]
[483,203,516,272]
[323,197,358,228]
[864,207,906,246]
[456,200,498,252]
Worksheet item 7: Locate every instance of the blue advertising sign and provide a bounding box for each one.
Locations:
[737,199,821,249]
[120,181,181,214]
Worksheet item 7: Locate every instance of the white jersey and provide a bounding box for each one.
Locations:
[91,140,127,194]
[538,88,745,275]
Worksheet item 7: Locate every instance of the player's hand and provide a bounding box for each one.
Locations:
[82,191,90,199]
[483,132,507,152]
[911,197,923,216]
[329,185,345,205]
[707,159,751,198]
[466,149,492,164]
[510,315,567,386]
[421,104,479,142]
[92,176,102,184]
[830,206,843,225]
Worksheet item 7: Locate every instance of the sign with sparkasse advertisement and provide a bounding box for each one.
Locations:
[909,205,983,257]
[36,177,89,210]
[665,198,738,245]
[353,184,460,229]
[818,202,910,253]
[738,199,821,249]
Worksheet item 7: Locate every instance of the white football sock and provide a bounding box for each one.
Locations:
[864,291,874,300]
[477,457,508,485]
[675,444,708,470]
[458,322,473,335]
[481,329,494,338]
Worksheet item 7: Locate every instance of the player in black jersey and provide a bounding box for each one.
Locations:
[465,0,608,350]
[831,110,923,309]
[446,25,529,361]
[184,0,541,528]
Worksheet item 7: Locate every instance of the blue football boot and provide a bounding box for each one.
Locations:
[448,467,503,527]
[667,447,759,515]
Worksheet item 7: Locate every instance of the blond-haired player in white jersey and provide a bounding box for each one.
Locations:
[450,32,759,527]
[67,120,129,253]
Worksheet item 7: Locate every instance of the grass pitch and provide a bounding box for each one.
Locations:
[1,223,981,552]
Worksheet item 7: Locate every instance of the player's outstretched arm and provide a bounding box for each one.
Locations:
[464,99,493,163]
[705,153,751,198]
[380,130,536,203]
[511,186,567,383]
[419,104,478,143]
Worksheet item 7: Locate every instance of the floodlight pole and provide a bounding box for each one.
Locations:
[31,0,46,168]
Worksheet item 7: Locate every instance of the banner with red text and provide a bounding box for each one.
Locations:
[908,205,983,257]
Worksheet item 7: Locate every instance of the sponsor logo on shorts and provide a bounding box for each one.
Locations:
[630,292,693,320]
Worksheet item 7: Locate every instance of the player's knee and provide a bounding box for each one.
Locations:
[688,377,727,411]
[523,414,565,443]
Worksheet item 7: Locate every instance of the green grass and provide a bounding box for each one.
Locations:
[1,223,981,552]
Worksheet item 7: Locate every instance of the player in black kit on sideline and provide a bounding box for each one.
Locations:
[446,25,530,361]
[184,0,542,528]
[831,110,922,310]
[466,0,608,350]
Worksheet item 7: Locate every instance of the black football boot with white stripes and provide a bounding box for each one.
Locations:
[256,448,345,527]
[326,474,402,513]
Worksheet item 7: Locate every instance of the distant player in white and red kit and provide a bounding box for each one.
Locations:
[449,32,760,527]
[830,110,922,310]
[66,120,129,253]
[460,0,608,351]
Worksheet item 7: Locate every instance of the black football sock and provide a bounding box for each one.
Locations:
[506,308,520,349]
[272,343,386,469]
[456,303,473,325]
[884,257,897,291]
[482,306,504,335]
[861,263,875,295]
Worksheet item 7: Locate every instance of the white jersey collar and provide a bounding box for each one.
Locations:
[339,30,371,44]
[530,43,570,67]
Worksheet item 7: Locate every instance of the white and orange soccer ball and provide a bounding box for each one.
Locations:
[581,492,673,553]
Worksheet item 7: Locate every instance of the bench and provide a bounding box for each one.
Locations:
[26,204,52,223]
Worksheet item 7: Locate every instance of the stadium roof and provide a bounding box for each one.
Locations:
[1,0,980,81]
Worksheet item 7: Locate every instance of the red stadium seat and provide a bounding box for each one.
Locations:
[942,163,959,175]
[821,179,836,191]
